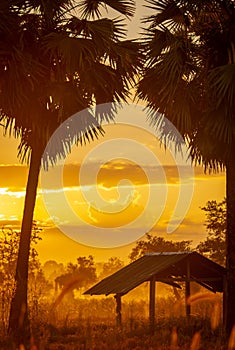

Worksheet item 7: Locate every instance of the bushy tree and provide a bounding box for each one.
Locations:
[99,257,124,279]
[129,232,192,261]
[55,255,97,294]
[43,260,65,283]
[197,199,226,266]
[0,224,43,332]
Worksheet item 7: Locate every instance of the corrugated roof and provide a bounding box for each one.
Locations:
[84,252,226,296]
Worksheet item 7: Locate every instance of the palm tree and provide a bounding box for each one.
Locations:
[0,0,142,345]
[137,0,235,334]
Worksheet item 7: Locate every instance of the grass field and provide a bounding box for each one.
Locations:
[0,317,229,350]
[0,293,233,350]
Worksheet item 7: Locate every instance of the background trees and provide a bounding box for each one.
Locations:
[197,199,226,266]
[129,233,191,261]
[0,224,50,332]
[99,257,125,279]
[129,197,227,264]
[55,256,97,295]
[137,0,235,333]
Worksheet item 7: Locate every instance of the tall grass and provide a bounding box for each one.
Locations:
[0,279,230,349]
[0,291,231,350]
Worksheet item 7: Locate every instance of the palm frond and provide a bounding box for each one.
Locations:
[208,64,235,109]
[108,39,144,86]
[207,110,235,146]
[67,16,126,43]
[43,32,97,74]
[188,128,227,172]
[143,0,189,31]
[77,0,102,19]
[0,112,21,139]
[142,26,177,64]
[0,3,20,34]
[17,132,32,164]
[94,102,118,123]
[78,0,135,19]
[30,0,74,20]
[103,0,135,18]
[42,109,105,170]
[79,61,129,104]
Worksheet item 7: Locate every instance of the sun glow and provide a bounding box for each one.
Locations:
[0,111,226,262]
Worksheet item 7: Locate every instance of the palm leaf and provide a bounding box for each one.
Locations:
[42,109,104,169]
[70,16,126,39]
[108,39,144,86]
[188,126,227,172]
[78,0,135,19]
[103,0,135,17]
[208,64,235,109]
[43,32,98,74]
[79,61,129,103]
[29,0,74,19]
[143,26,183,65]
[144,0,189,30]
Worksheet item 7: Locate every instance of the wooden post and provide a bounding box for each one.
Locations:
[115,294,122,327]
[149,276,156,332]
[185,260,191,320]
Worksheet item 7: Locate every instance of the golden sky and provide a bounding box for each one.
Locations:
[0,103,226,264]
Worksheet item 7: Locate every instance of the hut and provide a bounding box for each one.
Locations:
[84,252,226,330]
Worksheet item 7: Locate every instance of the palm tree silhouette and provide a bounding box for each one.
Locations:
[0,0,142,345]
[137,0,235,334]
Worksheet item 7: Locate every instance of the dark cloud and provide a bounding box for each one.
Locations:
[0,162,224,190]
[60,162,194,188]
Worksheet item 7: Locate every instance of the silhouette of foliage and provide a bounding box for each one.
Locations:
[129,232,192,261]
[99,257,124,279]
[55,255,97,293]
[0,223,41,278]
[0,223,47,331]
[197,199,226,266]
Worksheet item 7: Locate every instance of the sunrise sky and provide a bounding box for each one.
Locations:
[0,102,226,264]
[0,2,226,265]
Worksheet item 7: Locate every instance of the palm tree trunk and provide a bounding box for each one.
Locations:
[8,146,42,347]
[225,151,235,335]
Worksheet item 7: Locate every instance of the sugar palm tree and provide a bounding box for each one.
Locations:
[137,0,235,334]
[0,0,142,345]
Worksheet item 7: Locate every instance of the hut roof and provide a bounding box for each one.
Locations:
[84,252,226,296]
